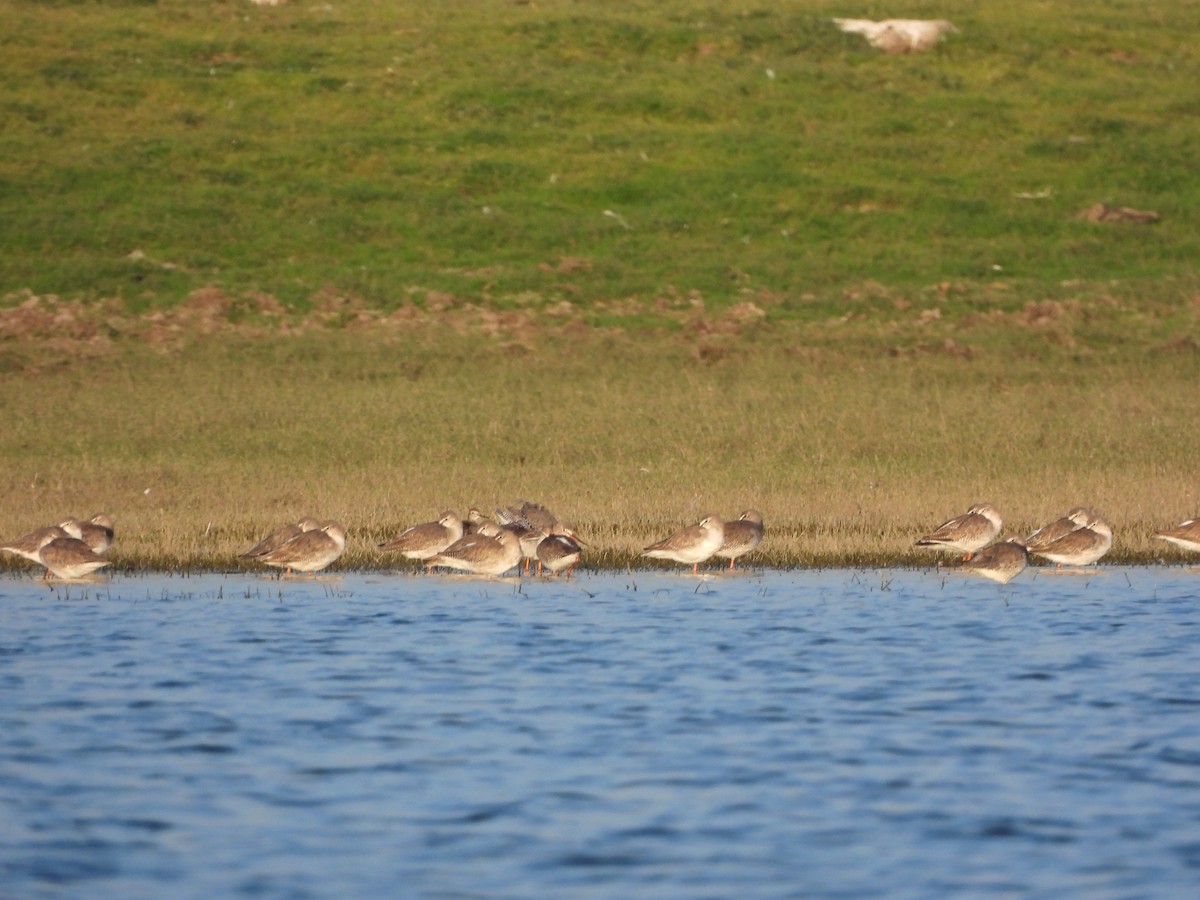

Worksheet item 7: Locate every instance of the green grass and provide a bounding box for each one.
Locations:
[2,0,1198,309]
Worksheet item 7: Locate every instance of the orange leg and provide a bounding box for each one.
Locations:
[729,557,735,571]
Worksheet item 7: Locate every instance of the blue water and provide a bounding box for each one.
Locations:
[2,567,1199,898]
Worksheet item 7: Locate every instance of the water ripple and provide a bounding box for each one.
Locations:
[1,568,1198,896]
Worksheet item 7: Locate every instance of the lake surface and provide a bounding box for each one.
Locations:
[2,566,1199,898]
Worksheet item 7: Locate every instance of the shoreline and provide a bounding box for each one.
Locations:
[3,551,1195,579]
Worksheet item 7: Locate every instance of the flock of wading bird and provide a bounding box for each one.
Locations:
[3,502,1200,584]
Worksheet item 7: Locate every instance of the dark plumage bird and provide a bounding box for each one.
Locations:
[536,524,586,577]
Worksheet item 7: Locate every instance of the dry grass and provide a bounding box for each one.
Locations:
[2,295,1198,572]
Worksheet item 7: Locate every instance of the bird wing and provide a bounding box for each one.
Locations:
[644,523,705,553]
[263,531,332,565]
[1024,516,1080,551]
[919,512,972,542]
[437,532,500,561]
[242,523,302,558]
[379,520,445,551]
[1033,527,1103,558]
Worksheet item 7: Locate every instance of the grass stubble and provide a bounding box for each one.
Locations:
[1,1,1198,573]
[1,313,1198,574]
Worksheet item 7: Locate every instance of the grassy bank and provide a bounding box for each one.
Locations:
[2,0,1198,572]
[1,313,1198,572]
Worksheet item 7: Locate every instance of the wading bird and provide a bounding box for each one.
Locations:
[961,539,1029,585]
[915,504,1002,561]
[428,522,523,577]
[1024,507,1091,554]
[642,515,726,575]
[1029,513,1112,569]
[715,509,765,571]
[39,535,111,580]
[257,520,347,576]
[378,511,464,571]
